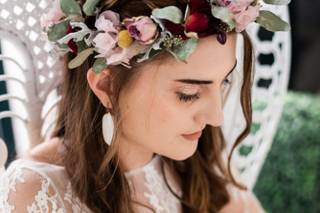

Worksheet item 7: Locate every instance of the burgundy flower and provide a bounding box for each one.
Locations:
[189,0,211,13]
[217,33,227,44]
[187,0,229,44]
[186,0,217,36]
[185,12,209,33]
[161,0,229,44]
[161,19,188,40]
[66,25,78,54]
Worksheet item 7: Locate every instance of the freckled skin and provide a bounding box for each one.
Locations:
[88,33,237,171]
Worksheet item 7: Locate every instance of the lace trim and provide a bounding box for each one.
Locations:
[0,160,69,213]
[0,164,24,212]
[26,177,65,213]
[143,164,182,213]
[64,182,91,213]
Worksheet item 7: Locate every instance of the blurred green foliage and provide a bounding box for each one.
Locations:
[254,91,320,213]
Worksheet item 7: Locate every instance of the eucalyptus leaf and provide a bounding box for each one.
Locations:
[171,37,198,61]
[263,0,291,5]
[57,22,94,46]
[68,48,94,69]
[211,6,235,29]
[47,20,69,42]
[76,40,88,52]
[152,6,183,24]
[256,10,290,32]
[83,0,101,16]
[93,58,107,74]
[60,0,82,16]
[137,31,169,63]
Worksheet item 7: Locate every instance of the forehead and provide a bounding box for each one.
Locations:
[152,34,237,81]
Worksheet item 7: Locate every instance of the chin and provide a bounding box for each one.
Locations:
[163,145,198,161]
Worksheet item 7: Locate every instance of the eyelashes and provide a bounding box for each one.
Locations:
[176,92,200,102]
[222,78,232,86]
[176,77,232,103]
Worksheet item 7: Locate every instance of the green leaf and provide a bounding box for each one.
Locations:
[76,40,88,52]
[263,0,291,5]
[68,48,94,69]
[92,58,107,74]
[152,6,183,24]
[83,0,100,16]
[256,10,290,32]
[60,0,82,16]
[47,20,69,42]
[211,6,235,30]
[171,37,198,61]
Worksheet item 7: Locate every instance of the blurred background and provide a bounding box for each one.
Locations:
[253,1,320,213]
[0,1,319,213]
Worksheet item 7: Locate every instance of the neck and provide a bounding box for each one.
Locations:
[117,135,155,173]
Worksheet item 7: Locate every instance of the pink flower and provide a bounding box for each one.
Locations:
[40,0,65,28]
[217,0,232,7]
[93,10,121,58]
[93,33,117,57]
[233,5,260,32]
[227,0,254,14]
[124,16,158,44]
[95,10,120,32]
[98,42,148,66]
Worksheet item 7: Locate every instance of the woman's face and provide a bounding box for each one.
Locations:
[117,34,237,164]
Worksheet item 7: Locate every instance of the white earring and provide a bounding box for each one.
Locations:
[102,112,114,145]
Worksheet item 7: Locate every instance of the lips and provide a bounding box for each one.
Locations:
[182,131,202,141]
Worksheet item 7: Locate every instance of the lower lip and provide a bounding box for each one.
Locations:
[182,131,202,141]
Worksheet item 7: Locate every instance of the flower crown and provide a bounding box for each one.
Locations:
[41,0,290,73]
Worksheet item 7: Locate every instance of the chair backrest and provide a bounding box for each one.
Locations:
[222,4,291,189]
[0,0,291,189]
[0,0,63,154]
[0,139,7,176]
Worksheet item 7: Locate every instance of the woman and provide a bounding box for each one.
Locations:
[0,0,289,212]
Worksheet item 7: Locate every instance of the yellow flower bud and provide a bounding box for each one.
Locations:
[118,30,133,48]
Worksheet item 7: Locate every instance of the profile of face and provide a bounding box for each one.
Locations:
[87,33,237,169]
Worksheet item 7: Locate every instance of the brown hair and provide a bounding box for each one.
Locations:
[51,0,254,212]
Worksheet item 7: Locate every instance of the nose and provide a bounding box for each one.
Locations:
[196,90,224,127]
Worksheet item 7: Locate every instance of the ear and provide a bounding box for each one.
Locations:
[87,68,113,109]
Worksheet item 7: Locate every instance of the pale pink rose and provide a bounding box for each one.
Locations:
[95,10,120,32]
[234,5,260,32]
[93,11,121,58]
[93,33,117,57]
[40,0,65,28]
[103,42,148,66]
[124,16,158,44]
[227,0,254,14]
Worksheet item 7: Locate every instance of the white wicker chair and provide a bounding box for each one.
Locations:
[0,0,291,190]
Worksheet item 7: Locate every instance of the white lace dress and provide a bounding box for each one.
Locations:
[0,154,266,213]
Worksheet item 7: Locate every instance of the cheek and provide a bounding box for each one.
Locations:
[149,90,196,138]
[119,86,198,159]
[150,96,177,131]
[120,85,181,139]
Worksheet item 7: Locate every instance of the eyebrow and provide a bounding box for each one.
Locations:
[174,60,237,85]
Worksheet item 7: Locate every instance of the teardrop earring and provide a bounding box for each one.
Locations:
[102,111,114,145]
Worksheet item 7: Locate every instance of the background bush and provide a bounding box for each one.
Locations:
[254,91,320,213]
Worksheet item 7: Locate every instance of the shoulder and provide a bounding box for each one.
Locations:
[24,137,65,166]
[220,183,266,213]
[0,158,67,212]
